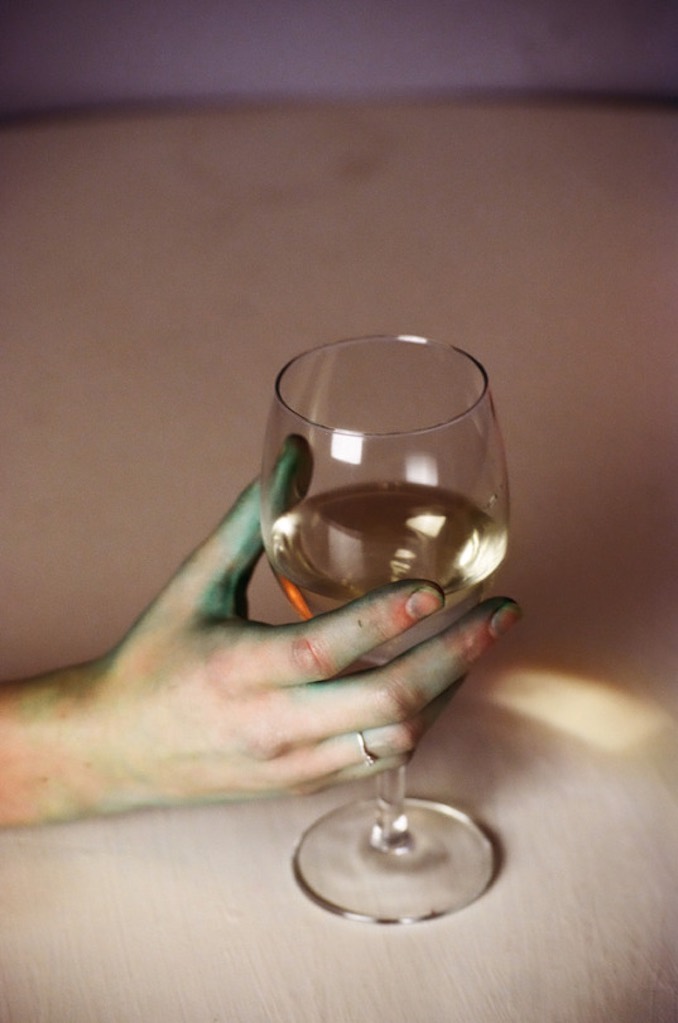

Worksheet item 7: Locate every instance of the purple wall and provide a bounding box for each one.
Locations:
[2,0,676,117]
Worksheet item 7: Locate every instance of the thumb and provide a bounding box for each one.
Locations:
[159,481,263,623]
[263,434,313,523]
[199,480,264,620]
[164,438,312,623]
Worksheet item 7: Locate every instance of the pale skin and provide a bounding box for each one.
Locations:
[0,480,520,828]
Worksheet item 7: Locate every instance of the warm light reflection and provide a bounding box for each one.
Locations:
[490,669,674,755]
[406,512,446,539]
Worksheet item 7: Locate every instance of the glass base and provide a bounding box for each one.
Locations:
[293,797,496,924]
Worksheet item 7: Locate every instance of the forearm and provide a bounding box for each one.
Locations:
[0,659,114,826]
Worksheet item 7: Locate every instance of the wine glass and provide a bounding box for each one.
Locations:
[260,335,509,923]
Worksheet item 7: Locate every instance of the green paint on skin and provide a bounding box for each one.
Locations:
[200,483,264,621]
[265,434,313,522]
[202,437,312,622]
[15,663,103,723]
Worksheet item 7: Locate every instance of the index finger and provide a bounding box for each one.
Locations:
[350,596,522,727]
[250,580,445,687]
[286,596,521,743]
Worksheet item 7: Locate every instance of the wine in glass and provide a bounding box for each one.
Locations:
[260,335,509,922]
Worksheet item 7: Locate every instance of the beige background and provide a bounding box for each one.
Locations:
[1,99,677,1020]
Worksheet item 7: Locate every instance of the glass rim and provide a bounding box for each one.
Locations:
[273,334,490,437]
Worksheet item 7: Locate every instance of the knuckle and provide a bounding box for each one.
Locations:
[448,620,487,666]
[373,670,421,723]
[358,599,398,645]
[289,633,338,680]
[241,707,293,763]
[389,718,425,755]
[243,731,283,762]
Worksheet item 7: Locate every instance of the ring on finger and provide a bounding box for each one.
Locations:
[357,731,379,766]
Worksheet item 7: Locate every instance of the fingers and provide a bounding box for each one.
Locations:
[345,596,521,737]
[358,685,457,762]
[376,596,521,722]
[231,597,520,796]
[235,730,409,796]
[275,597,521,748]
[258,580,445,686]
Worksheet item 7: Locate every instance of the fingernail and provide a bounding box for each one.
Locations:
[405,585,444,620]
[490,599,522,638]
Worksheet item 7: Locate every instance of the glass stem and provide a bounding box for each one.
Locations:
[370,765,414,854]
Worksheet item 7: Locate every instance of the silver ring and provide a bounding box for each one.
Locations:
[357,731,379,766]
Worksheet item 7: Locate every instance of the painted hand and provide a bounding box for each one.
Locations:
[96,477,520,815]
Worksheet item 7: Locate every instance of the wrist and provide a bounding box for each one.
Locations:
[0,656,116,826]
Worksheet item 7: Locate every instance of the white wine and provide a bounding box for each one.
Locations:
[269,481,507,619]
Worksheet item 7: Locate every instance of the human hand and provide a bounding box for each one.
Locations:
[91,479,520,817]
